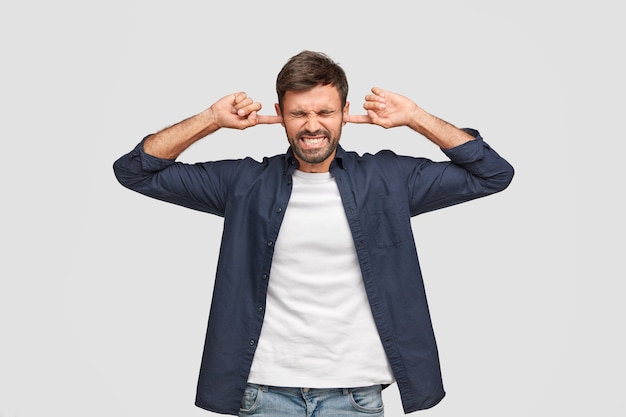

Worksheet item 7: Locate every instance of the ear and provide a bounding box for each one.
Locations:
[342,101,350,126]
[274,103,285,126]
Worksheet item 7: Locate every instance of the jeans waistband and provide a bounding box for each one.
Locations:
[249,384,381,396]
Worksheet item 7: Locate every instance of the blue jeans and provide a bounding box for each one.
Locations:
[239,384,384,417]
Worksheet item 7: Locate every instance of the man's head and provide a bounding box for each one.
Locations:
[275,51,350,172]
[275,50,349,113]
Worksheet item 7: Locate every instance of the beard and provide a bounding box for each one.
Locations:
[288,127,340,165]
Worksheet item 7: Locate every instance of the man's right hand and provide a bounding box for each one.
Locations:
[143,92,282,160]
[214,92,282,129]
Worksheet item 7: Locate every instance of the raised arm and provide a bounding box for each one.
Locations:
[144,92,282,160]
[344,87,474,150]
[345,86,513,213]
[113,92,282,214]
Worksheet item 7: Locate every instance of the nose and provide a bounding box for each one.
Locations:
[304,113,321,131]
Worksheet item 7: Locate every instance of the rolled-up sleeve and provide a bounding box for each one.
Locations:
[405,129,514,215]
[113,137,235,216]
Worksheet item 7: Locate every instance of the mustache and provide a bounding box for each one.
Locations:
[296,129,330,139]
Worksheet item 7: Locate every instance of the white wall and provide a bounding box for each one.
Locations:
[1,1,624,416]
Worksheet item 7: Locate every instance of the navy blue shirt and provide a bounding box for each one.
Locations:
[113,129,514,415]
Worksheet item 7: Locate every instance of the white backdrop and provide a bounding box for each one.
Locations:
[1,1,624,416]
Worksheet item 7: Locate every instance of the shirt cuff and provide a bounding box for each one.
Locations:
[137,135,177,173]
[441,128,487,164]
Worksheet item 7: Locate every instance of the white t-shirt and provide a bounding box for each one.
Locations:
[247,170,394,388]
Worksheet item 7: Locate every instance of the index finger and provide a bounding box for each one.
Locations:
[344,114,372,124]
[255,114,283,125]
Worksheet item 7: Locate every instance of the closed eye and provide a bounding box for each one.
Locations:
[289,109,336,118]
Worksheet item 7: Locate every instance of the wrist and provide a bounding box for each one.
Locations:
[200,107,220,130]
[406,105,429,134]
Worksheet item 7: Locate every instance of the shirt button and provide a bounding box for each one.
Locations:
[262,274,268,280]
[267,241,273,246]
[257,306,263,312]
[249,339,255,346]
[277,207,282,213]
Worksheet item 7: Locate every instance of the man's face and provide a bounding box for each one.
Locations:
[276,84,349,173]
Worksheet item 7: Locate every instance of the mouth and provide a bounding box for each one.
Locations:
[298,132,328,150]
[301,137,325,146]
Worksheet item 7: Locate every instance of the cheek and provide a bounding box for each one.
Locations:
[284,121,301,138]
[325,120,342,136]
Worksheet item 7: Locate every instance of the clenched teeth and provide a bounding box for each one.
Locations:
[302,138,324,145]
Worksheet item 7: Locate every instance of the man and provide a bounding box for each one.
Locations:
[113,50,514,416]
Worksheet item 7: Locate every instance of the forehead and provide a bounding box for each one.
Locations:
[282,84,342,112]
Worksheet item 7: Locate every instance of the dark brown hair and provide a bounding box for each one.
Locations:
[276,50,349,112]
